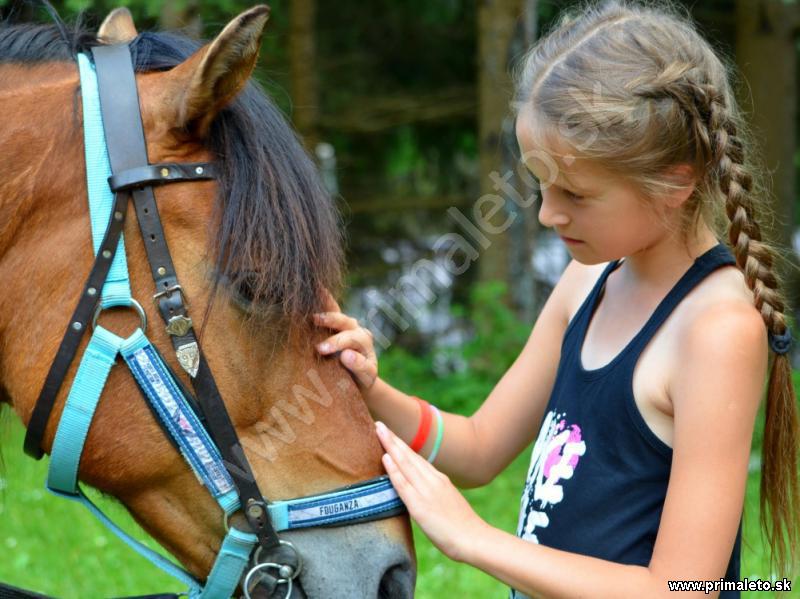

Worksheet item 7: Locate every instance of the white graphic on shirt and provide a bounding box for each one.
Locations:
[516,409,586,543]
[510,410,586,599]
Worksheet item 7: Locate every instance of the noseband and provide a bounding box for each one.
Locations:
[11,43,405,599]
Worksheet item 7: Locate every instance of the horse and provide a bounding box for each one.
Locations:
[0,5,414,597]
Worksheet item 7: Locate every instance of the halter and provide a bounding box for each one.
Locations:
[11,43,405,599]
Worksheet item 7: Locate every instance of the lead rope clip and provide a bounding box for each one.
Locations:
[242,540,303,599]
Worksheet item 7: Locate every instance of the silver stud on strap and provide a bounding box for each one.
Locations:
[166,315,193,337]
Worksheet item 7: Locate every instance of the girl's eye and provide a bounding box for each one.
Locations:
[563,188,583,200]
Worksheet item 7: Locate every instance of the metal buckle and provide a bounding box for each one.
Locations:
[152,284,189,308]
[92,298,147,333]
[243,540,303,599]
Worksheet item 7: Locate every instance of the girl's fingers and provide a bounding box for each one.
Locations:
[380,422,445,487]
[316,329,374,357]
[340,350,377,387]
[375,422,432,491]
[312,311,360,332]
[381,453,420,508]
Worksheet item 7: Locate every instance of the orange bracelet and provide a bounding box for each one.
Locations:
[409,397,433,452]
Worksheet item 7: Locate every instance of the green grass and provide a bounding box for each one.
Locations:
[0,414,184,598]
[1,402,797,597]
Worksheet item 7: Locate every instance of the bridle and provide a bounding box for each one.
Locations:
[3,43,406,599]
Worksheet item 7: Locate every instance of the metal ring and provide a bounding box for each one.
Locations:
[92,298,147,333]
[253,539,303,581]
[243,562,293,599]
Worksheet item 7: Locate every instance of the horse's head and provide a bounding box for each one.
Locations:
[0,5,414,597]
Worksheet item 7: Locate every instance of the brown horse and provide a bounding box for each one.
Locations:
[0,5,414,597]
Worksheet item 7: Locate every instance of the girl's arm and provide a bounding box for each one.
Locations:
[315,260,594,489]
[375,299,768,599]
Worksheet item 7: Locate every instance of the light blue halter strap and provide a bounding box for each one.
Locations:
[119,330,239,512]
[268,476,402,531]
[46,53,255,599]
[77,52,132,310]
[46,324,203,594]
[45,322,256,598]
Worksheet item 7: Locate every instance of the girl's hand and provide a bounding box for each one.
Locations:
[374,420,486,563]
[312,289,378,390]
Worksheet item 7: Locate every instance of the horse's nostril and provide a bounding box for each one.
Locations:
[378,562,415,599]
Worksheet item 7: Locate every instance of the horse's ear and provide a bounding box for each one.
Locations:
[98,8,138,43]
[168,5,270,138]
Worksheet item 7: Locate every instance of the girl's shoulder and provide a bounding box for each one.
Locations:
[669,263,766,354]
[692,262,755,301]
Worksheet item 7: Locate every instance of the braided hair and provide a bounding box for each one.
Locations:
[514,0,799,579]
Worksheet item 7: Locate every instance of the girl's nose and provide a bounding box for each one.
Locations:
[538,191,570,228]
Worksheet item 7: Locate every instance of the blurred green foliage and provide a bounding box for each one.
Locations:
[381,281,530,415]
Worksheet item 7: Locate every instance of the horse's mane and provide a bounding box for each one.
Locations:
[0,18,344,337]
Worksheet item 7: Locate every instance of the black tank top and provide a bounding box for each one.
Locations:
[511,242,743,599]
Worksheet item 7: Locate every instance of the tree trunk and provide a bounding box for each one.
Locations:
[290,0,320,152]
[735,0,799,314]
[476,0,526,305]
[159,0,202,38]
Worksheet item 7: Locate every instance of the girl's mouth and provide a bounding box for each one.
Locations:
[560,236,584,245]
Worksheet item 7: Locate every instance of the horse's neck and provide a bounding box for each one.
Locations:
[0,64,82,252]
[0,63,85,418]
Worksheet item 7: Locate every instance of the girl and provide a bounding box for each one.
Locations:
[314,1,799,596]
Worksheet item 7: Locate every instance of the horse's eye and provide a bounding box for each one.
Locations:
[215,270,259,308]
[235,272,259,305]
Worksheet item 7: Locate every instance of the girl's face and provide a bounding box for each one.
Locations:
[515,111,672,265]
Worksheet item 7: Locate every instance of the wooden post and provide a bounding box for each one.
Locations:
[290,0,320,152]
[735,0,800,310]
[477,0,526,306]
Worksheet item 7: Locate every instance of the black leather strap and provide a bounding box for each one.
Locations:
[0,582,51,598]
[91,44,282,553]
[108,162,216,192]
[24,189,130,459]
[0,582,181,599]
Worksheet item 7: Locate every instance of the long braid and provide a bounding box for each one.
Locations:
[636,58,799,577]
[687,69,799,578]
[709,88,800,570]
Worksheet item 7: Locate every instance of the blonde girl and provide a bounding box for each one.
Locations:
[313,1,799,596]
